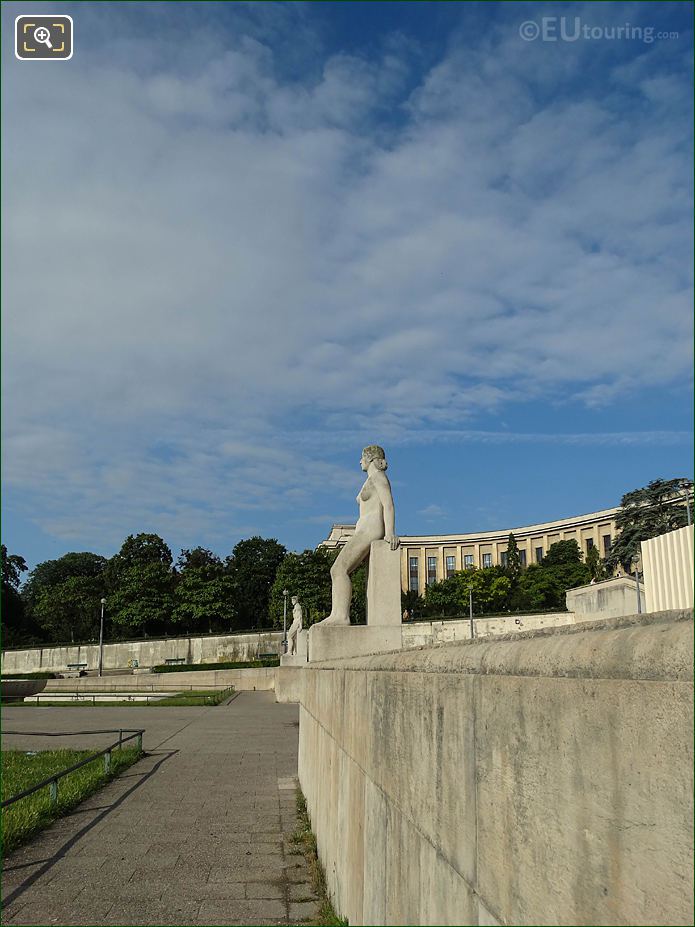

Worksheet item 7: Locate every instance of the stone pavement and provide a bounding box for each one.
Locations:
[1,693,320,926]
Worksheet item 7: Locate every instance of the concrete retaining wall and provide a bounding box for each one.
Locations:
[297,610,693,926]
[42,667,276,693]
[1,630,283,675]
[401,611,575,647]
[566,576,645,621]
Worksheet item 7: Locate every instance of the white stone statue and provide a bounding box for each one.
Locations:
[287,596,303,655]
[318,445,400,626]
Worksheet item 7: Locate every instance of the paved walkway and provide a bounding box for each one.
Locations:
[2,693,319,926]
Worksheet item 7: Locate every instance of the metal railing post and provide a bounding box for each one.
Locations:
[136,732,142,753]
[104,750,111,774]
[50,779,58,805]
[118,729,123,749]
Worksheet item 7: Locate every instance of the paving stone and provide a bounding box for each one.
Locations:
[289,900,322,921]
[1,694,319,927]
[288,882,317,902]
[245,881,285,900]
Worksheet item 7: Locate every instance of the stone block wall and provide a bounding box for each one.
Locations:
[297,611,693,926]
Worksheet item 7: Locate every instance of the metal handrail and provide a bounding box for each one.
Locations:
[1,728,145,809]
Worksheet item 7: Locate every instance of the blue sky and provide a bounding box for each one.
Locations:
[2,1,693,572]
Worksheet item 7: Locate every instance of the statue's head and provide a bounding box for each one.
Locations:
[361,444,387,472]
[291,595,299,605]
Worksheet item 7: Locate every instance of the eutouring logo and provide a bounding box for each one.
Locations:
[519,17,679,45]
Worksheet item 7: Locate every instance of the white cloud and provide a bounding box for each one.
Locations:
[2,2,692,553]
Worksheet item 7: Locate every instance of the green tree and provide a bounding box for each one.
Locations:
[22,552,107,643]
[515,564,565,610]
[106,534,175,636]
[542,539,583,567]
[32,574,105,643]
[269,548,335,628]
[504,532,522,584]
[1,545,34,645]
[172,548,236,634]
[586,546,607,582]
[401,589,422,620]
[424,567,512,617]
[226,537,287,629]
[608,478,693,572]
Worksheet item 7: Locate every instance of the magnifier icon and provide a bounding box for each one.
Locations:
[34,26,53,49]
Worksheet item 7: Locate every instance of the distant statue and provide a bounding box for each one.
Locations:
[318,445,399,626]
[287,596,303,655]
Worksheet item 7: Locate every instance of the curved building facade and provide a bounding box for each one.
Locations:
[320,506,620,594]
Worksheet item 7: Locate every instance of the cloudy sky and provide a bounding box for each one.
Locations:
[3,1,693,570]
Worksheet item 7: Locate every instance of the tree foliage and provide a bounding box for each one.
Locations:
[2,545,32,646]
[607,478,693,571]
[21,552,107,644]
[504,533,522,583]
[106,534,174,636]
[172,548,236,634]
[226,537,287,629]
[269,548,335,628]
[424,567,512,616]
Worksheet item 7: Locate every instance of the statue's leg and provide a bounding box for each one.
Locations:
[318,532,371,626]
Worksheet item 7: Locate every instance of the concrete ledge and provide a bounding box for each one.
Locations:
[308,610,692,681]
[308,625,402,663]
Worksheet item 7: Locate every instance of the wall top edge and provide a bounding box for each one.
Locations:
[305,610,693,682]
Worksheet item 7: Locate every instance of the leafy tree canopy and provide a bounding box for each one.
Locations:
[172,547,236,633]
[608,478,693,571]
[542,539,583,567]
[2,545,27,590]
[504,532,522,583]
[424,567,512,617]
[269,548,335,628]
[227,537,287,629]
[1,546,33,646]
[23,552,107,607]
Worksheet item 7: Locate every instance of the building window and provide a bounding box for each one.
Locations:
[427,556,437,585]
[408,557,419,592]
[445,555,455,579]
[482,553,492,568]
[603,535,612,556]
[586,538,594,553]
[519,549,527,568]
[463,554,474,569]
[500,551,508,568]
[535,547,543,563]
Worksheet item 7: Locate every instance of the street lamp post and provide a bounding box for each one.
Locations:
[633,563,642,615]
[282,589,289,654]
[469,589,474,640]
[683,487,692,526]
[98,598,107,677]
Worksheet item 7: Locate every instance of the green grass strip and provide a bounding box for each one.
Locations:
[2,746,142,854]
[290,789,347,926]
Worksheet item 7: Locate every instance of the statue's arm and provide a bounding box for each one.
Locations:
[373,472,400,549]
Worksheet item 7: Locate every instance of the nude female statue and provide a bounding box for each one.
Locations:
[287,595,303,655]
[318,445,399,626]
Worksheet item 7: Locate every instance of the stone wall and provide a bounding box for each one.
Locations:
[297,610,693,926]
[566,575,645,621]
[401,610,576,647]
[42,667,276,692]
[1,630,283,675]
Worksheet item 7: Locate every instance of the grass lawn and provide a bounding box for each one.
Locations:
[2,745,141,853]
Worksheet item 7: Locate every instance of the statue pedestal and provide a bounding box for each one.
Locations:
[280,629,308,666]
[366,540,402,626]
[308,625,402,663]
